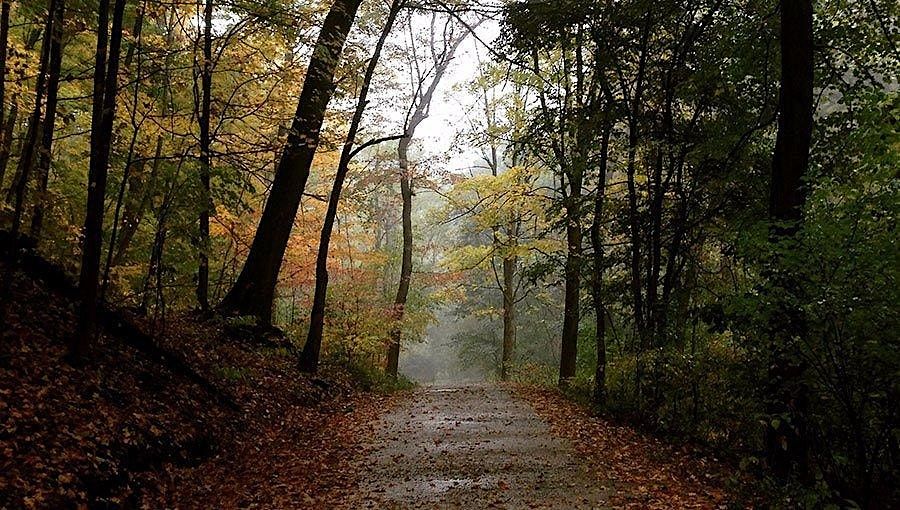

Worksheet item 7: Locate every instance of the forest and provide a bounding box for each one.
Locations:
[0,0,897,507]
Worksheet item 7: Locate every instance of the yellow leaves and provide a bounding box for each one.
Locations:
[445,165,548,233]
[444,244,494,271]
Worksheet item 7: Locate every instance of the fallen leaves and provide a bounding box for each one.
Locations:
[512,384,750,509]
[0,260,398,509]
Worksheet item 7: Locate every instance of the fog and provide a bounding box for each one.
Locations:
[399,305,491,384]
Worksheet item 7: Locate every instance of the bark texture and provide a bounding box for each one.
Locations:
[196,0,213,311]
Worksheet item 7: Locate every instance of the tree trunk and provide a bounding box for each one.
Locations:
[558,205,582,384]
[386,136,412,376]
[102,10,148,300]
[123,3,144,67]
[765,0,814,481]
[196,0,213,311]
[8,0,55,233]
[645,150,663,342]
[140,154,185,314]
[624,16,651,400]
[0,0,9,186]
[2,30,45,204]
[0,102,15,188]
[386,19,475,376]
[770,4,813,223]
[591,125,611,405]
[300,0,402,374]
[72,0,126,359]
[30,0,66,241]
[218,0,363,324]
[500,250,516,381]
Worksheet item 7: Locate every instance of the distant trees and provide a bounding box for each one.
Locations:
[442,161,543,381]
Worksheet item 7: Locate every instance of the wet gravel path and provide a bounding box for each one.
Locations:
[338,384,610,509]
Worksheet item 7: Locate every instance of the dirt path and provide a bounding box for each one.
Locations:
[338,384,611,509]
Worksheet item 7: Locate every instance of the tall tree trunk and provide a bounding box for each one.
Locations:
[386,19,476,375]
[0,101,14,187]
[102,5,148,300]
[625,15,651,400]
[500,248,516,380]
[479,69,517,381]
[8,0,55,233]
[30,0,66,241]
[558,196,582,384]
[300,0,402,374]
[645,150,663,341]
[72,0,126,359]
[2,33,44,204]
[0,0,9,186]
[591,125,611,405]
[196,0,212,311]
[218,0,363,324]
[140,153,185,313]
[765,0,814,480]
[123,2,144,67]
[386,136,412,376]
[625,128,645,338]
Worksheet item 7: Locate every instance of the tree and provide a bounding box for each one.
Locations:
[590,121,611,405]
[300,0,404,374]
[8,0,56,241]
[218,0,364,324]
[196,0,213,311]
[764,0,815,480]
[442,163,544,381]
[29,0,65,240]
[450,62,529,381]
[0,0,9,186]
[72,0,127,359]
[386,11,477,376]
[503,3,610,386]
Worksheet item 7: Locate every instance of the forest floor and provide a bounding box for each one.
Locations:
[0,249,393,509]
[1,245,744,509]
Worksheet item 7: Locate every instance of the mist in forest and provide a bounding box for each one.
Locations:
[399,305,490,384]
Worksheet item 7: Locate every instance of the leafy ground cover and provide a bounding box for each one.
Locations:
[513,384,757,509]
[0,258,396,508]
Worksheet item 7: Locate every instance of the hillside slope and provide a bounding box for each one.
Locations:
[0,247,386,508]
